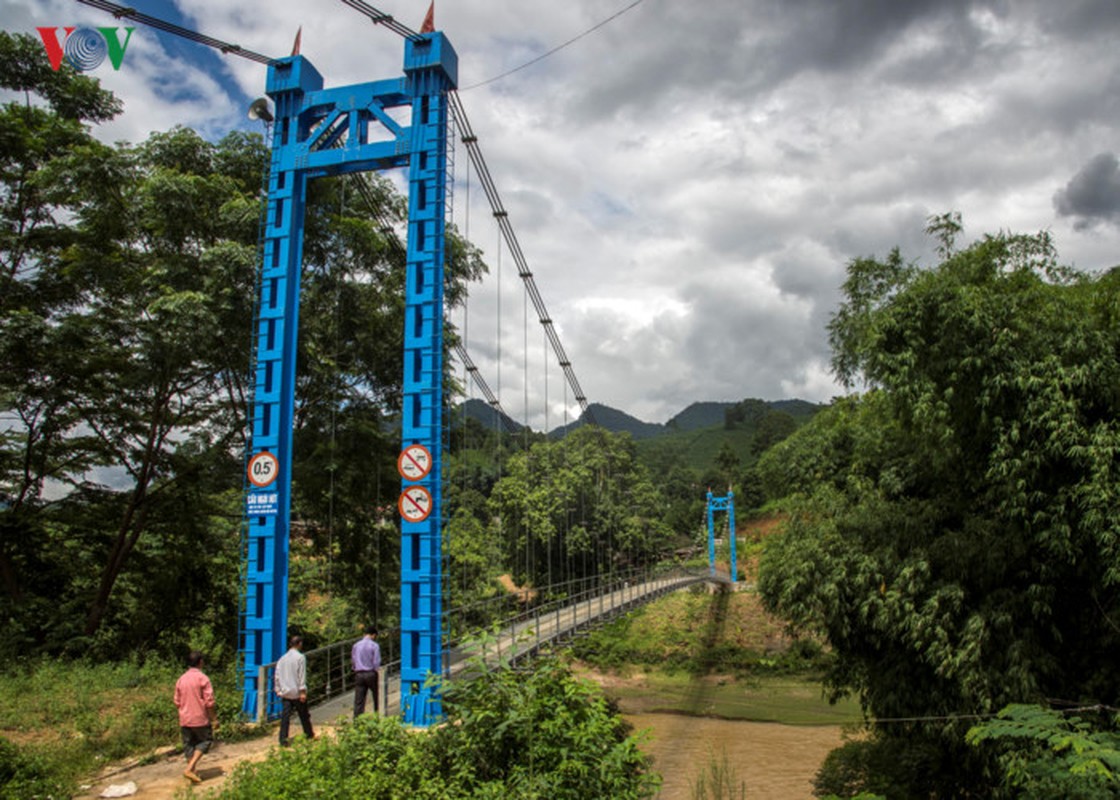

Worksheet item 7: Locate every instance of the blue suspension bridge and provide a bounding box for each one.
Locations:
[77,0,741,728]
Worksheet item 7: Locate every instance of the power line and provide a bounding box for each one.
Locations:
[461,0,650,91]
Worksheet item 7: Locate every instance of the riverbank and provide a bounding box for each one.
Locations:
[576,664,863,798]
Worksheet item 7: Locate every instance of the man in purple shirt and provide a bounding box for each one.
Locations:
[351,624,381,717]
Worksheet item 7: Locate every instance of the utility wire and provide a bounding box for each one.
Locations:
[461,0,649,91]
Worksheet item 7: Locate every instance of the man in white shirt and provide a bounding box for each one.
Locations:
[274,634,315,746]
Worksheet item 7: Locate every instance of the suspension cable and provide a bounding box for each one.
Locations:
[333,0,596,425]
[74,0,275,63]
[338,166,516,428]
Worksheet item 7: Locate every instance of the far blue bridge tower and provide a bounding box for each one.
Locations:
[706,489,737,583]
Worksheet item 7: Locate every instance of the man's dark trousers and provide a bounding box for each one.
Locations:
[279,698,313,745]
[353,670,379,717]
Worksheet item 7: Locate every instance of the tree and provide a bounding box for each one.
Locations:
[966,704,1120,798]
[489,427,674,588]
[0,121,265,649]
[0,34,123,611]
[724,397,768,430]
[758,219,1120,795]
[750,410,797,456]
[713,441,740,485]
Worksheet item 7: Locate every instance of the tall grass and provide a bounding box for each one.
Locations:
[0,657,254,797]
[690,749,747,800]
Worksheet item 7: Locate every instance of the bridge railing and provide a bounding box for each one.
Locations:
[474,565,711,669]
[253,563,716,722]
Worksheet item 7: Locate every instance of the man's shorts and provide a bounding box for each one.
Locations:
[180,725,213,758]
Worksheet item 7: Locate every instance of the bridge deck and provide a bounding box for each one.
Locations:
[306,569,728,725]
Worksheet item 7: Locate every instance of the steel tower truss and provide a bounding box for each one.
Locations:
[239,33,457,726]
[706,490,737,584]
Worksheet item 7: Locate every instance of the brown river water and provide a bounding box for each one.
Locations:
[625,713,844,800]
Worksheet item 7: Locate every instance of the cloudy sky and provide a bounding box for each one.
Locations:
[6,0,1120,430]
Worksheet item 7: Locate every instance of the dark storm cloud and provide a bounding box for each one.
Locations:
[1037,0,1120,40]
[561,0,1004,125]
[1054,153,1120,230]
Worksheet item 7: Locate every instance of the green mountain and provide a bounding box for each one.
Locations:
[459,396,827,477]
[456,398,524,433]
[769,398,827,421]
[548,403,665,440]
[665,402,734,432]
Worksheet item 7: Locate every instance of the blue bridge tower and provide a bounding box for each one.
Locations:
[239,33,457,727]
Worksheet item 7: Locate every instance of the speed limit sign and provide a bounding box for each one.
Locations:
[398,485,433,523]
[247,451,279,488]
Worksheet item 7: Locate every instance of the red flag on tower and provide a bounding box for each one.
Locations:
[291,26,302,56]
[420,2,435,33]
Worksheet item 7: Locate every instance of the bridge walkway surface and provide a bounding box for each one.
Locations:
[299,568,728,726]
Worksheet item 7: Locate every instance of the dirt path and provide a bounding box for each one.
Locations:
[74,725,328,800]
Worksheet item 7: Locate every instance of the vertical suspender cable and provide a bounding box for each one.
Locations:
[460,146,471,611]
[494,224,504,574]
[544,326,552,591]
[563,377,569,586]
[523,274,531,586]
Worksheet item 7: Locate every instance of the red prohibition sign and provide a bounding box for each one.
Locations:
[397,444,432,481]
[398,485,433,523]
[247,451,279,488]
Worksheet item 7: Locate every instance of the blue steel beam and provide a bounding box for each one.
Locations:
[239,55,322,723]
[239,35,457,726]
[399,32,457,727]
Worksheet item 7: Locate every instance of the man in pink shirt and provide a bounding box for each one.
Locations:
[173,650,218,784]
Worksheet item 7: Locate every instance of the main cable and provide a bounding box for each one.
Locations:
[74,0,275,63]
[336,1,596,426]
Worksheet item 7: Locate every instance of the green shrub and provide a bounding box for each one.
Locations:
[0,655,259,795]
[0,737,66,800]
[219,660,660,799]
[966,704,1120,798]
